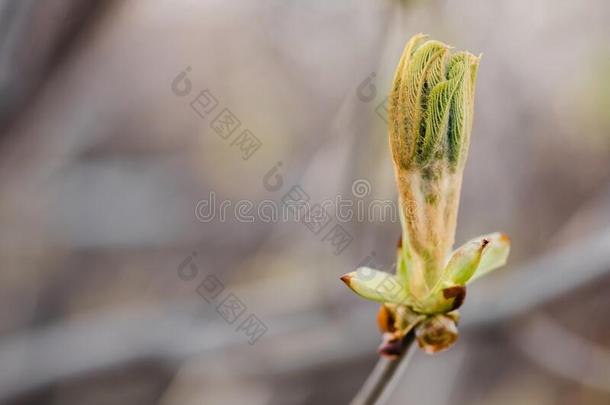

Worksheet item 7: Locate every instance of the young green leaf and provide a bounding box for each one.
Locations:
[341,268,414,306]
[443,235,488,285]
[467,233,511,283]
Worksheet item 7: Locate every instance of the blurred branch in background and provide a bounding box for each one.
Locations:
[0,210,609,402]
[513,314,610,393]
[463,221,610,328]
[0,0,105,129]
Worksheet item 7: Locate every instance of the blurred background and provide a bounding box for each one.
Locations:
[1,0,610,404]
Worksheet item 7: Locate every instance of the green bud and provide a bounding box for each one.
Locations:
[388,35,481,295]
[389,35,480,170]
[339,34,510,355]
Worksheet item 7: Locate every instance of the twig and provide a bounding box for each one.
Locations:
[350,330,417,405]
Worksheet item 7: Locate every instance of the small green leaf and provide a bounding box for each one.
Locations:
[443,234,488,285]
[340,268,413,306]
[467,232,511,283]
[416,232,510,314]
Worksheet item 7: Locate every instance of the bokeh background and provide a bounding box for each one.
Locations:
[1,0,610,404]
